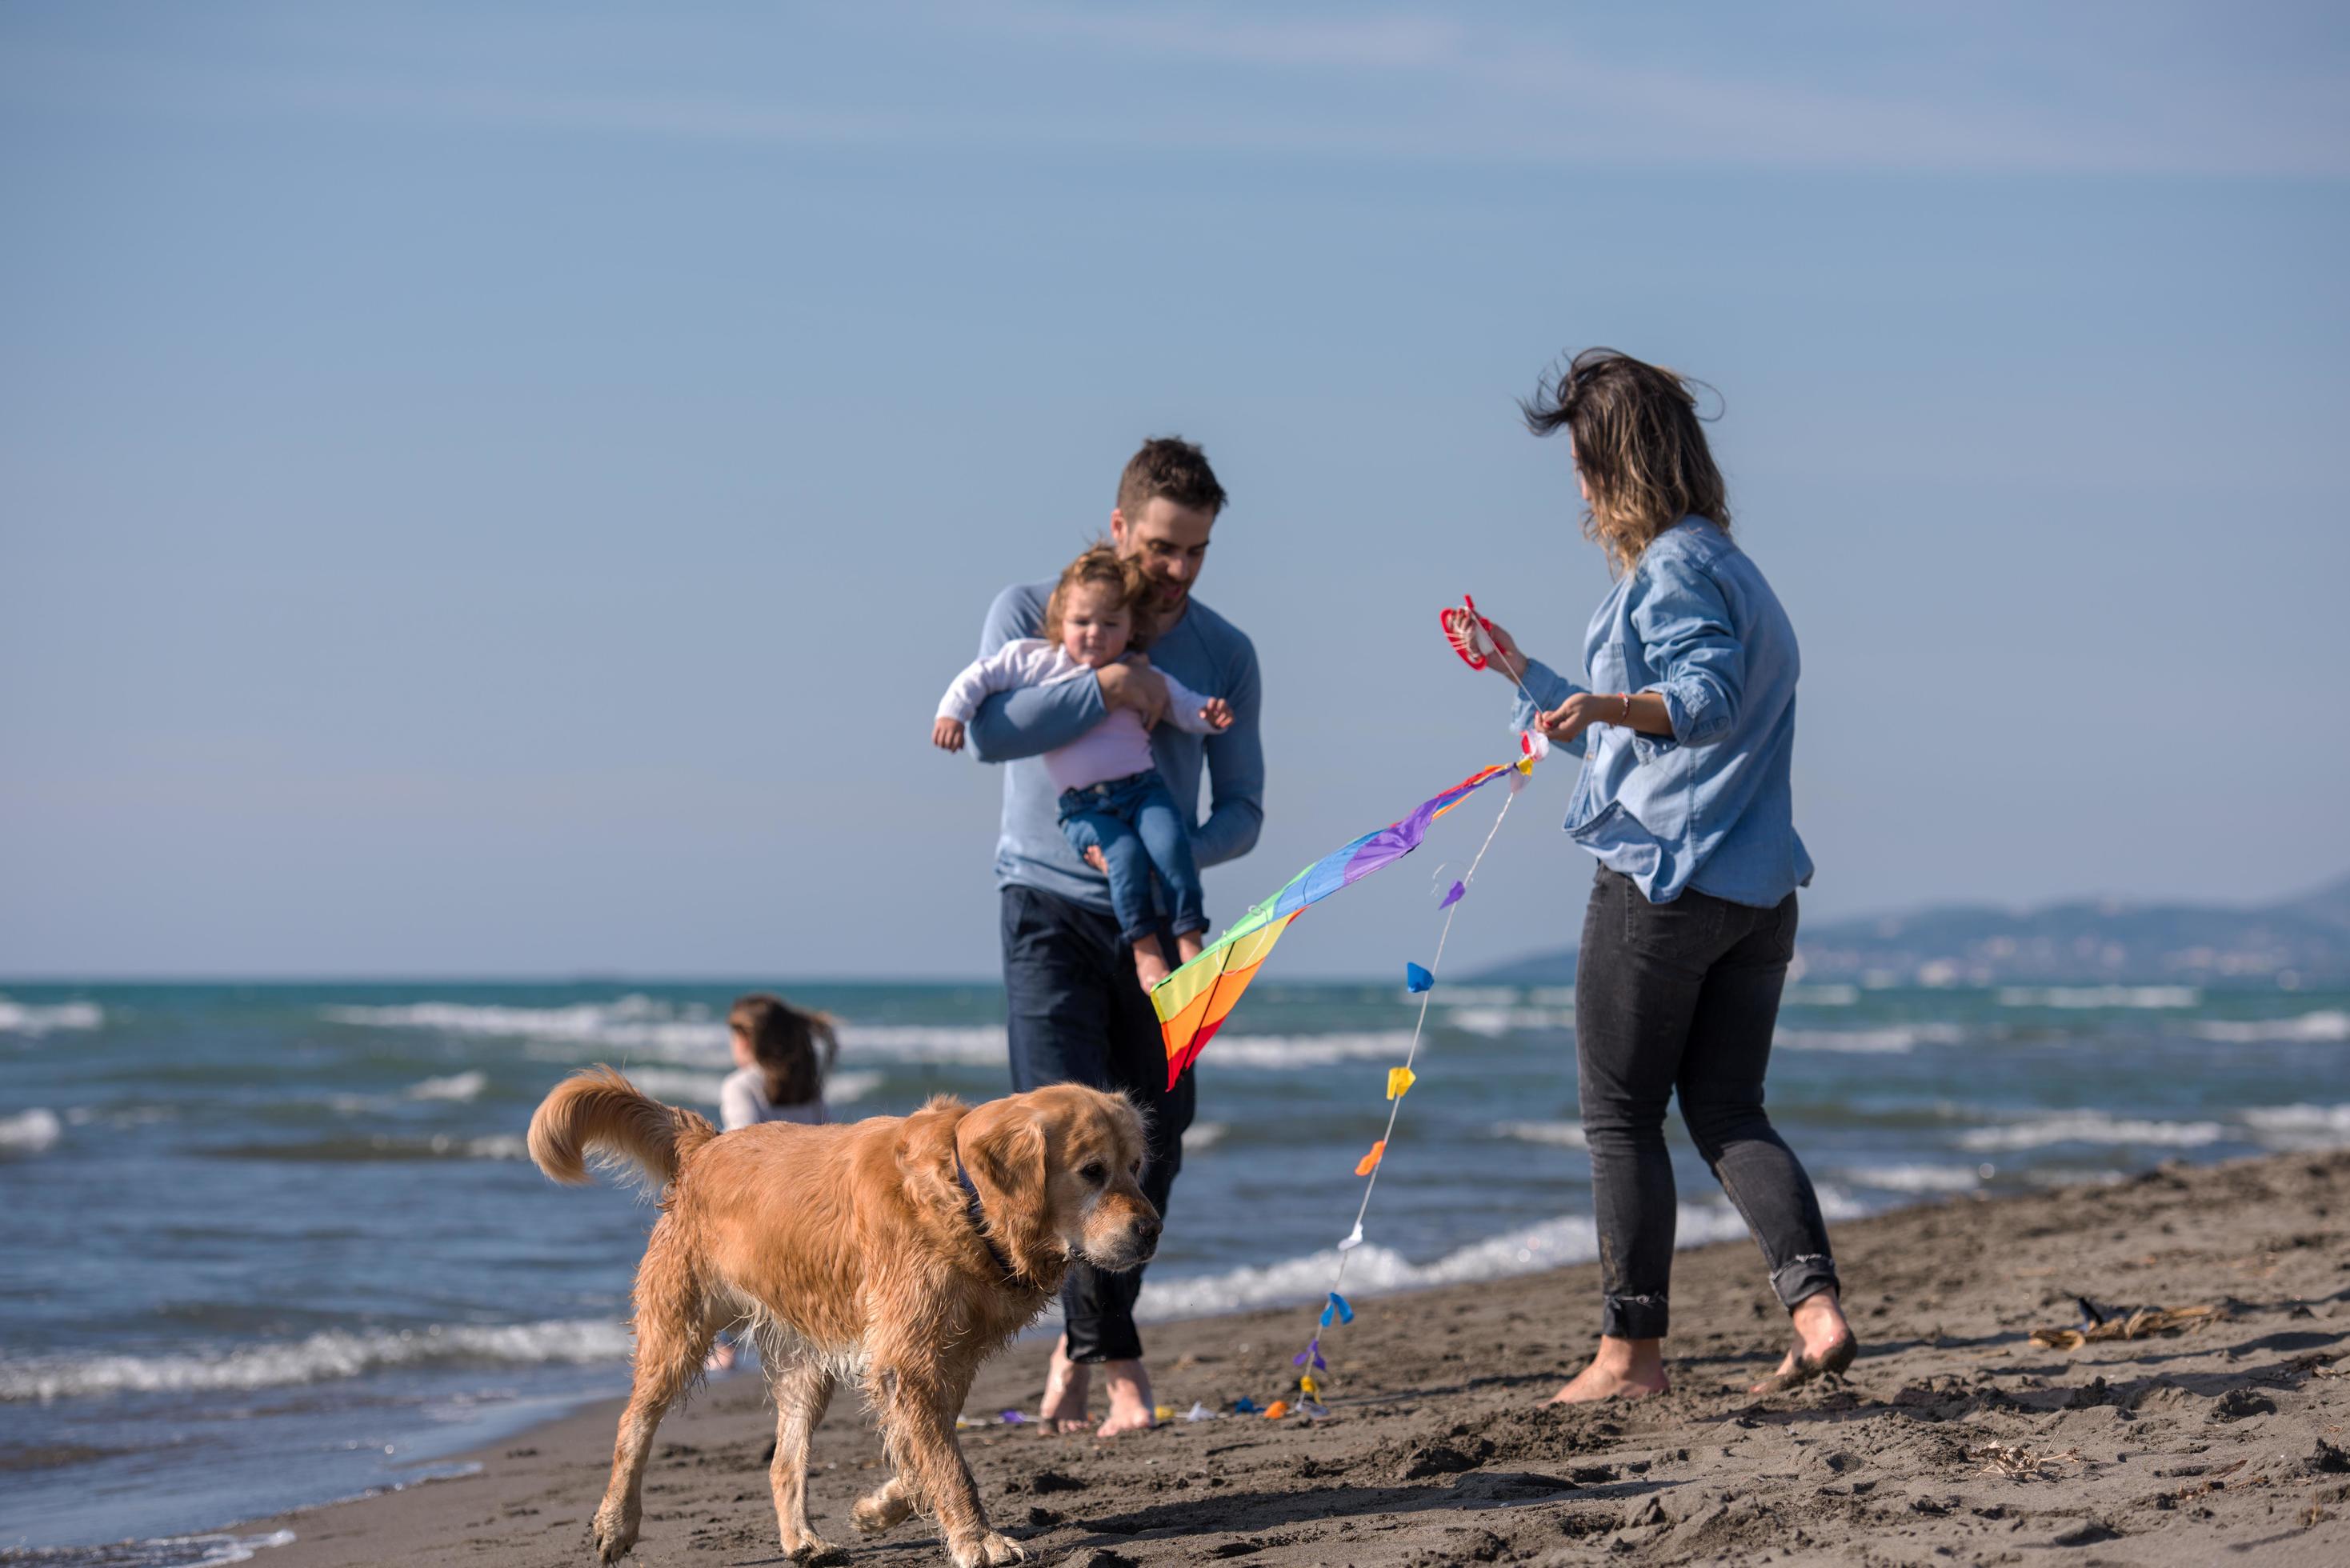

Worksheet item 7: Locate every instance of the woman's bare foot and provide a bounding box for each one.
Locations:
[1548,1334,1667,1404]
[1096,1360,1158,1437]
[1038,1335,1091,1433]
[1751,1288,1856,1394]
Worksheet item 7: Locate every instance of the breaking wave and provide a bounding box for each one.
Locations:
[2,1529,299,1567]
[1776,1023,1965,1054]
[1956,1112,2224,1152]
[0,1106,64,1156]
[326,998,1411,1074]
[406,1071,486,1102]
[1444,1007,1573,1038]
[2239,1102,2350,1150]
[1996,986,2200,1009]
[0,1319,634,1403]
[1135,1203,1759,1322]
[1492,1120,1587,1150]
[2194,1010,2350,1043]
[1837,1162,1990,1194]
[0,998,103,1038]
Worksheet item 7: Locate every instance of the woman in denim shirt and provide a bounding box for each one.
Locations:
[1452,350,1854,1402]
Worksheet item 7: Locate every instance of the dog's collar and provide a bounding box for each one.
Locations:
[952,1138,1027,1286]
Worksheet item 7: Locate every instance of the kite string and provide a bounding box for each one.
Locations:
[1321,776,1522,1320]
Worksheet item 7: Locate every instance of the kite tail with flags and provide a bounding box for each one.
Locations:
[1147,755,1533,1090]
[1147,734,1547,1413]
[1141,594,1558,1416]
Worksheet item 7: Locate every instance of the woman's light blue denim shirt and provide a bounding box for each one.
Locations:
[1507,517,1812,908]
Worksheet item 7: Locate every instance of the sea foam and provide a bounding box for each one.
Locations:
[1135,1203,1757,1322]
[1997,986,2200,1009]
[0,1319,635,1403]
[1956,1112,2224,1152]
[7,1529,301,1567]
[1492,1120,1587,1150]
[0,998,103,1037]
[1445,1007,1574,1038]
[1775,1023,1965,1054]
[406,1071,487,1102]
[328,998,1411,1074]
[0,1106,64,1155]
[1837,1162,1990,1194]
[2240,1102,2350,1150]
[2195,1010,2350,1043]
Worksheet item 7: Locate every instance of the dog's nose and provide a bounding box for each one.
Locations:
[1134,1214,1162,1252]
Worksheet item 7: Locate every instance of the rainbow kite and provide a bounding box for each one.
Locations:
[1149,755,1536,1088]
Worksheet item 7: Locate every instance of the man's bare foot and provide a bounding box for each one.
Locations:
[1751,1288,1855,1394]
[1096,1359,1157,1437]
[1038,1335,1091,1433]
[1548,1334,1667,1404]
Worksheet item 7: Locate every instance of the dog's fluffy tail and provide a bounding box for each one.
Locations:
[527,1065,718,1192]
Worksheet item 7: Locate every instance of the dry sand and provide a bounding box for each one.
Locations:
[251,1151,2350,1566]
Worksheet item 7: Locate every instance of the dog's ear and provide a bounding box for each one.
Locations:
[966,1102,1054,1275]
[972,1107,1047,1203]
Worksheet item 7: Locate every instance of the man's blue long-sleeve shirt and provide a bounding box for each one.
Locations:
[967,581,1264,917]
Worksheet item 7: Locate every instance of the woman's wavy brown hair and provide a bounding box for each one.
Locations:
[1523,348,1731,573]
[729,993,836,1109]
[1042,545,1158,652]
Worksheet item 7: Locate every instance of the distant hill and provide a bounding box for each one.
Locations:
[1466,872,2350,987]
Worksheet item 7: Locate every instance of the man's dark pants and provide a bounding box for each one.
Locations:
[1001,883,1194,1363]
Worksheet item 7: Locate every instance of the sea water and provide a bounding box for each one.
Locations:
[2,979,2344,1558]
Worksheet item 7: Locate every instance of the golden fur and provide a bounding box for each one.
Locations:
[526,1066,1158,1568]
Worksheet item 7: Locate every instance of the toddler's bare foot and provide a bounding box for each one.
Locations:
[1175,932,1204,964]
[1132,937,1173,993]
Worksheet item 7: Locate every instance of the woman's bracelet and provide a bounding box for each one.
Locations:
[1617,691,1631,725]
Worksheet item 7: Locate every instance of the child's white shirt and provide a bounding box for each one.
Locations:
[937,640,1222,792]
[718,1067,828,1132]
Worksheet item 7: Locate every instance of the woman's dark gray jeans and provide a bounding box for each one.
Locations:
[1575,866,1838,1340]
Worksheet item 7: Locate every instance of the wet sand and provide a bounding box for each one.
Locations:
[250,1150,2350,1566]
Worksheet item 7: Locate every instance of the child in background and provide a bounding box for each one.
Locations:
[934,546,1231,992]
[719,992,837,1132]
[707,992,838,1371]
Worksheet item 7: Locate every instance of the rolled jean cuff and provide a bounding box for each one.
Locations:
[1771,1253,1840,1311]
[1600,1290,1670,1341]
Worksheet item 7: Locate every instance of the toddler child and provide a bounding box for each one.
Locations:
[933,546,1231,991]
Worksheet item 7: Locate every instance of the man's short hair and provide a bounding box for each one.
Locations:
[1116,436,1228,521]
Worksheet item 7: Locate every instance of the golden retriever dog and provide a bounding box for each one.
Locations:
[526,1067,1158,1567]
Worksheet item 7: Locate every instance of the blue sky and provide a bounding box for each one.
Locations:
[3,2,2346,978]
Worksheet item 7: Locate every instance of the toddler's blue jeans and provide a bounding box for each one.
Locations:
[1056,770,1208,948]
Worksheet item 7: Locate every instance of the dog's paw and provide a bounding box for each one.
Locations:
[779,1530,839,1561]
[952,1530,1027,1566]
[591,1503,640,1564]
[852,1485,914,1536]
